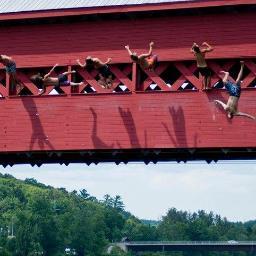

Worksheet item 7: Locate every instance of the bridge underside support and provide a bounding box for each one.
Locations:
[1,148,256,166]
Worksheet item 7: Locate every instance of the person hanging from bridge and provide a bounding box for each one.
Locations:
[191,42,213,90]
[0,54,24,94]
[76,56,113,89]
[215,61,255,120]
[30,64,84,95]
[125,41,158,71]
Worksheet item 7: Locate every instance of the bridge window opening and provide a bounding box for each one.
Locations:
[48,89,59,95]
[248,79,256,88]
[0,71,6,88]
[81,84,96,94]
[19,86,33,96]
[213,80,223,89]
[137,67,149,91]
[118,63,133,81]
[160,63,181,88]
[145,83,161,91]
[178,80,196,90]
[113,84,129,92]
[229,61,250,80]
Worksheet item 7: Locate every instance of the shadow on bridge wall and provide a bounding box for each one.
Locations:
[118,107,140,148]
[162,106,188,148]
[90,107,114,149]
[21,97,54,151]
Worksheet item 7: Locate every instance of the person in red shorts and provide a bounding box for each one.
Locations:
[125,42,158,71]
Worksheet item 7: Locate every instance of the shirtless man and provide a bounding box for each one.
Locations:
[191,42,213,90]
[30,64,83,95]
[215,61,255,120]
[76,56,112,89]
[125,42,157,71]
[0,54,23,93]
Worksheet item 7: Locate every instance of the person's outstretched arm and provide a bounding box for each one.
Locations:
[76,59,86,68]
[43,64,58,79]
[190,43,196,53]
[201,42,214,53]
[139,41,154,58]
[100,58,112,65]
[234,111,255,120]
[62,70,76,76]
[125,45,133,56]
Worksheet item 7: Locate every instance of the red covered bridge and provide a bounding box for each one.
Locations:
[0,0,256,165]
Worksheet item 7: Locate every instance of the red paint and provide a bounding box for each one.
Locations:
[0,0,256,21]
[0,2,255,157]
[0,90,255,152]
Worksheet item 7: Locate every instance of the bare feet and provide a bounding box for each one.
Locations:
[220,70,229,75]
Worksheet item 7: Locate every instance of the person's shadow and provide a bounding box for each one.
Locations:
[118,107,140,148]
[21,97,54,150]
[162,106,187,148]
[90,107,114,149]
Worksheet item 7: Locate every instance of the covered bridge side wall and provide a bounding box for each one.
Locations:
[0,10,256,66]
[0,8,255,152]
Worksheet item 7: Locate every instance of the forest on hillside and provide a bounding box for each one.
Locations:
[0,173,256,256]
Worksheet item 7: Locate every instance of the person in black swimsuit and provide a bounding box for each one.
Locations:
[190,42,213,90]
[30,64,83,95]
[76,56,113,89]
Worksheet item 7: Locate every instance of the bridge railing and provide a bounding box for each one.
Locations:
[1,59,256,97]
[124,241,256,245]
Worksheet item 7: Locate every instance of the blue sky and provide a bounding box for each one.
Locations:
[1,161,256,222]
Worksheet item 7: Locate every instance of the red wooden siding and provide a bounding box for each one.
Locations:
[0,5,255,162]
[0,11,256,68]
[0,90,256,152]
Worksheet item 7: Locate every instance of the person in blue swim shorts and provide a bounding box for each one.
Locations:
[30,64,84,95]
[215,61,255,120]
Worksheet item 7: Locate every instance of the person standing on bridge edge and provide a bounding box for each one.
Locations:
[30,64,84,95]
[76,56,113,89]
[191,42,213,90]
[215,61,255,120]
[0,54,24,94]
[125,41,158,71]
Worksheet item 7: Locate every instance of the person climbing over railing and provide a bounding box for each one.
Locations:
[191,42,213,90]
[215,61,255,120]
[76,56,113,89]
[0,54,24,94]
[125,41,157,71]
[30,64,83,95]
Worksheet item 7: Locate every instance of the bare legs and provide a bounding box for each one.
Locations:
[220,70,230,84]
[235,61,244,84]
[98,74,112,89]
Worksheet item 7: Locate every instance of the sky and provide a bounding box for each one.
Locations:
[1,161,256,222]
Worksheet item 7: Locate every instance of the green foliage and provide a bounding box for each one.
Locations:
[0,176,255,256]
[0,175,127,256]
